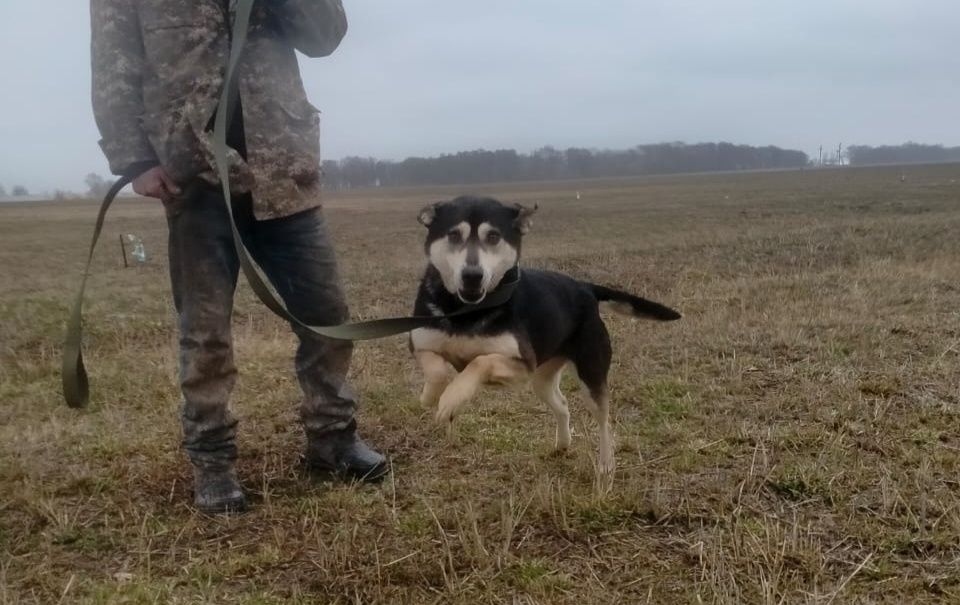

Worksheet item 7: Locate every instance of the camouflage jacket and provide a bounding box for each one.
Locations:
[91,0,347,219]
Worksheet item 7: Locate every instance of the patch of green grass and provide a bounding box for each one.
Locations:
[51,527,115,554]
[396,507,433,539]
[569,498,640,533]
[504,558,571,594]
[476,422,528,454]
[79,578,176,605]
[766,465,834,504]
[827,340,853,359]
[629,377,694,423]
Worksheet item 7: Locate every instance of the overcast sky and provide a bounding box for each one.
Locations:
[1,0,958,194]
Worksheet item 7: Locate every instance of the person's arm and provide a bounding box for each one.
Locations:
[90,0,158,177]
[268,0,348,58]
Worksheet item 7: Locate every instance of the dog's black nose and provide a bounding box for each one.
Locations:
[461,266,484,289]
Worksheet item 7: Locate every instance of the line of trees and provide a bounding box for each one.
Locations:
[0,184,29,198]
[0,175,110,201]
[17,141,960,200]
[846,143,960,167]
[85,173,112,199]
[321,142,809,190]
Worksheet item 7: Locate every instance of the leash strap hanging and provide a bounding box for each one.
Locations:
[62,0,517,408]
[62,175,132,408]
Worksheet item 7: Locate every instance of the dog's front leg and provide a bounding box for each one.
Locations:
[415,350,450,408]
[436,354,528,439]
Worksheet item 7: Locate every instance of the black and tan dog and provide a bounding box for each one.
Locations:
[410,196,680,474]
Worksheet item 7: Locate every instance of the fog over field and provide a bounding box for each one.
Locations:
[1,0,959,194]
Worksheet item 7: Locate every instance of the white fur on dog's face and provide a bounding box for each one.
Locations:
[477,223,518,294]
[429,221,469,296]
[428,221,518,303]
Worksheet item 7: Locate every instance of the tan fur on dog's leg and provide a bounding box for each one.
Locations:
[416,350,450,408]
[532,358,571,451]
[596,393,616,474]
[436,354,528,429]
[588,389,615,475]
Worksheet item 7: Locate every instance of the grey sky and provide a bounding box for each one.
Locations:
[1,0,958,194]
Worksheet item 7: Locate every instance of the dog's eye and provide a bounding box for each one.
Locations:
[447,230,463,244]
[485,231,501,245]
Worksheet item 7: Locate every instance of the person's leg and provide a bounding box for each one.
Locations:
[166,185,249,512]
[251,207,388,481]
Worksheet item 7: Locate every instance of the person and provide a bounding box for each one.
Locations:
[91,0,388,514]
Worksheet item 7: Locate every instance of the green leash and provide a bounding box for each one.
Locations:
[62,174,133,408]
[61,0,518,408]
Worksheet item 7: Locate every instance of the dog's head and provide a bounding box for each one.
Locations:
[417,196,537,304]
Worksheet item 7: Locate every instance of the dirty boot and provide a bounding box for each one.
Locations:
[304,423,389,482]
[192,465,247,514]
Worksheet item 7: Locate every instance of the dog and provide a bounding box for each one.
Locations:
[409,196,681,474]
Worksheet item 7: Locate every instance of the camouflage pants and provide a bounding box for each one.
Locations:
[165,184,356,471]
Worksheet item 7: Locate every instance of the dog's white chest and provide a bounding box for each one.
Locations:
[410,328,521,366]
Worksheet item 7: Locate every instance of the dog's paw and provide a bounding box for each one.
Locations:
[594,466,615,496]
[596,458,616,477]
[435,393,459,424]
[445,421,460,445]
[434,406,460,443]
[435,414,459,445]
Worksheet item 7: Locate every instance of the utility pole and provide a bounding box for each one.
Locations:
[837,143,843,167]
[818,145,823,167]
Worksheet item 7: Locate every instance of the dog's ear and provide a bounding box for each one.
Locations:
[511,203,539,234]
[417,201,446,227]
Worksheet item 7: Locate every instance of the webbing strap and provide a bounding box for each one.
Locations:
[62,0,516,408]
[62,175,132,408]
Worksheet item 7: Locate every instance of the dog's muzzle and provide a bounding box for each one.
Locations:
[458,266,486,303]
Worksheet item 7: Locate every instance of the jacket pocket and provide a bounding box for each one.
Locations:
[276,101,322,186]
[139,13,220,84]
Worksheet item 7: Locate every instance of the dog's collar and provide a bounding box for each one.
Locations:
[499,265,521,288]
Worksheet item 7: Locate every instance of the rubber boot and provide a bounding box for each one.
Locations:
[192,464,247,514]
[304,421,389,482]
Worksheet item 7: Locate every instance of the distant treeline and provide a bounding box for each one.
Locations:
[847,143,960,167]
[321,142,809,189]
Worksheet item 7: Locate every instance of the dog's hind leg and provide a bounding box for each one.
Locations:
[588,387,614,475]
[571,310,616,476]
[415,350,450,409]
[532,358,571,451]
[436,354,528,437]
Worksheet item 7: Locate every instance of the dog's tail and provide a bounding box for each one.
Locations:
[590,284,681,321]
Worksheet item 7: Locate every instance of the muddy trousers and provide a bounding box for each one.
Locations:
[165,185,357,472]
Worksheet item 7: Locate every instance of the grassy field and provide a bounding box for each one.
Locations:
[2,164,959,604]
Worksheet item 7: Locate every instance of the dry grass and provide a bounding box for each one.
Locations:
[2,164,959,604]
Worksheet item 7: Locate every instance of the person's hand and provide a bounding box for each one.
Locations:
[132,165,181,201]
